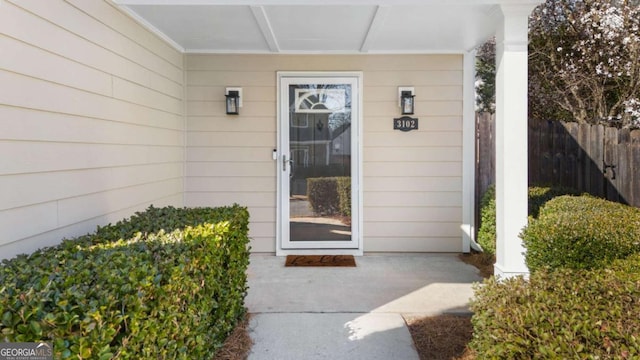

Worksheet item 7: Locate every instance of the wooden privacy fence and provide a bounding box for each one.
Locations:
[476,113,640,208]
[475,112,495,207]
[529,121,640,207]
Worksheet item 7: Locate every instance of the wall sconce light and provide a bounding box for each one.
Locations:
[225,87,242,115]
[398,87,415,115]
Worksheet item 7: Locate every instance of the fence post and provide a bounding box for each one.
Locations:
[603,127,619,202]
[564,122,579,188]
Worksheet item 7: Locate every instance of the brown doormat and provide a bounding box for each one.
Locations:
[285,255,356,267]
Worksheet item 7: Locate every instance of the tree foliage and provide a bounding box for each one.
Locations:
[475,37,496,114]
[529,0,640,128]
[476,0,640,128]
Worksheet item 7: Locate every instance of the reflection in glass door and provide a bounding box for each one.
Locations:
[279,74,360,250]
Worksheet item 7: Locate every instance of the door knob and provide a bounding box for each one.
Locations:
[283,155,293,171]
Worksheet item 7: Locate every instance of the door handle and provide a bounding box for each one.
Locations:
[283,155,293,172]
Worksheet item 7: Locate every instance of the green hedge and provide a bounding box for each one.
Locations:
[477,186,497,256]
[336,177,351,217]
[307,177,350,216]
[470,254,640,359]
[522,195,640,272]
[477,185,580,256]
[0,205,250,359]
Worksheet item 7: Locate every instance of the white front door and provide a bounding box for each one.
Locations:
[277,72,362,254]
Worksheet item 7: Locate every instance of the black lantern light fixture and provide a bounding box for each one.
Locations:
[399,87,415,115]
[225,87,242,115]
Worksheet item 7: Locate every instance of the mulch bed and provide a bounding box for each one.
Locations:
[405,314,476,360]
[458,251,495,279]
[404,252,493,360]
[212,313,253,360]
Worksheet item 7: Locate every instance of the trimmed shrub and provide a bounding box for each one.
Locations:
[476,185,580,256]
[522,195,640,272]
[307,177,350,216]
[526,186,581,218]
[336,177,351,217]
[0,205,250,359]
[477,186,497,255]
[470,254,640,359]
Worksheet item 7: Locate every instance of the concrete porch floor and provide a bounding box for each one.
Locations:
[245,253,483,359]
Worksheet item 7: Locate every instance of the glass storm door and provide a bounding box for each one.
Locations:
[278,74,360,250]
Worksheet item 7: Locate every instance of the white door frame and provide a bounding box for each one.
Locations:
[276,71,364,256]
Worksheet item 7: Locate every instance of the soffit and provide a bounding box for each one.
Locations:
[113,0,541,53]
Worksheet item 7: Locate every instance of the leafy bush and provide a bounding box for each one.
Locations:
[0,205,250,359]
[336,177,351,217]
[476,185,579,256]
[522,195,640,272]
[470,254,640,359]
[307,177,350,216]
[477,186,497,256]
[526,186,581,218]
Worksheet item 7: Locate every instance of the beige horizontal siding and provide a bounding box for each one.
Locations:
[363,177,462,192]
[187,116,276,132]
[1,181,184,250]
[57,178,183,227]
[364,147,463,162]
[0,142,183,175]
[185,53,463,253]
[247,222,276,241]
[365,192,462,207]
[188,100,275,117]
[364,207,462,223]
[187,177,276,192]
[364,71,462,86]
[187,162,275,177]
[0,194,182,260]
[187,86,276,102]
[0,0,184,258]
[365,86,462,102]
[240,206,276,223]
[187,132,275,147]
[364,116,462,132]
[364,222,461,238]
[0,36,113,96]
[112,78,182,115]
[64,0,183,68]
[364,162,462,177]
[0,71,182,129]
[365,100,462,117]
[1,163,183,211]
[187,71,275,87]
[188,147,275,162]
[0,203,59,245]
[364,132,462,147]
[186,192,275,208]
[0,106,183,145]
[186,190,276,252]
[1,2,182,98]
[186,54,463,71]
[363,237,461,252]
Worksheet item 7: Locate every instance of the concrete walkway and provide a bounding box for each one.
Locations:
[245,253,483,360]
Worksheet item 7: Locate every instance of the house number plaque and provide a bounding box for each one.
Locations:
[393,116,418,132]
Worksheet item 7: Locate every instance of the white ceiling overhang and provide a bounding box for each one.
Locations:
[113,0,541,54]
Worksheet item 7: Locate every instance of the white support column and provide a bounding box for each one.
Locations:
[462,50,477,253]
[494,5,535,278]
